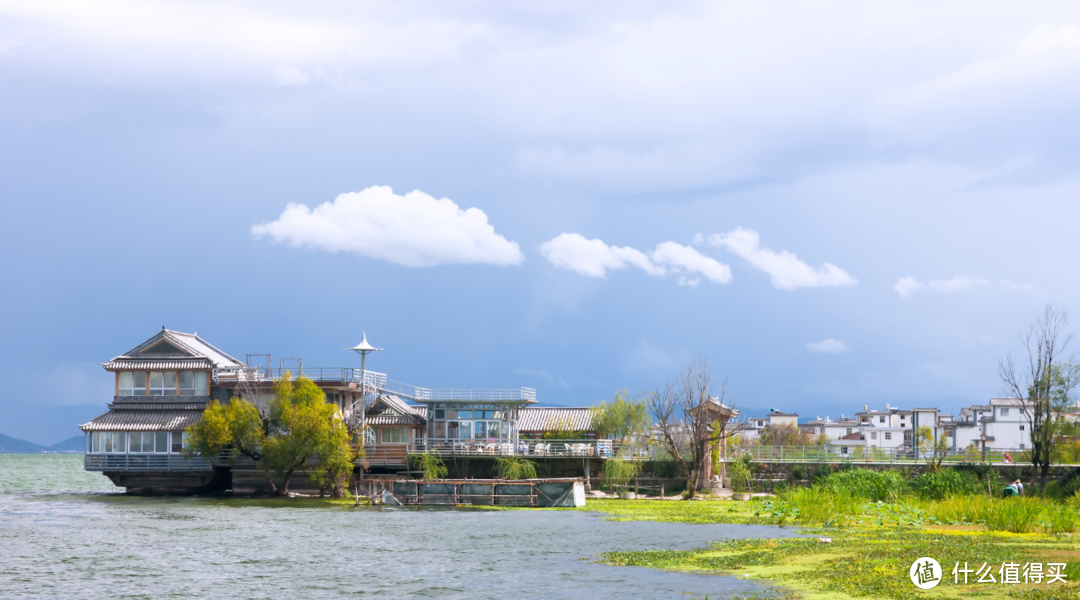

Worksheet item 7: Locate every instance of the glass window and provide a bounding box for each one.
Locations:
[381,428,407,443]
[885,432,892,441]
[1000,408,1009,417]
[458,410,473,419]
[149,371,178,396]
[171,432,184,453]
[487,422,500,439]
[474,421,486,439]
[434,409,445,419]
[118,371,147,396]
[870,432,877,440]
[178,371,208,395]
[101,432,126,453]
[879,416,885,423]
[155,432,169,453]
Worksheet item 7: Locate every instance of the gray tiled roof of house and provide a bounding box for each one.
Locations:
[367,415,422,426]
[104,328,244,371]
[103,359,217,370]
[990,398,1030,406]
[80,408,205,432]
[518,407,595,432]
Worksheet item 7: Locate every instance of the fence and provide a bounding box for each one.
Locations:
[84,454,213,471]
[728,445,1035,465]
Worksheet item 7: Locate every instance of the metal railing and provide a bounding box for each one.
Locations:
[728,445,1036,464]
[84,453,213,471]
[363,438,662,463]
[212,367,535,403]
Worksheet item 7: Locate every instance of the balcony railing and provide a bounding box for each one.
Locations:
[363,439,663,464]
[84,454,213,471]
[212,366,536,403]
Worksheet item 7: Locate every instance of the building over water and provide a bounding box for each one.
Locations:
[82,328,619,493]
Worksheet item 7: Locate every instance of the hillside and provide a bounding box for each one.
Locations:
[0,433,84,453]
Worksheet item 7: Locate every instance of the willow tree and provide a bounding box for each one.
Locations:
[185,375,354,497]
[591,389,651,451]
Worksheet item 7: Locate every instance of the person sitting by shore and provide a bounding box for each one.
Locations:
[1003,483,1018,497]
[1014,479,1024,495]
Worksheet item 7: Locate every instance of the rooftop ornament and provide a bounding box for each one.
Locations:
[346,332,383,426]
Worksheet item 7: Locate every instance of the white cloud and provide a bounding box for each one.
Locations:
[806,339,848,354]
[538,233,661,278]
[1000,280,1035,292]
[894,275,989,298]
[651,241,732,284]
[251,185,524,267]
[894,277,923,298]
[539,235,730,285]
[708,227,856,289]
[274,65,309,87]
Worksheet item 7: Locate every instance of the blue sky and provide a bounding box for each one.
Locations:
[2,1,1080,444]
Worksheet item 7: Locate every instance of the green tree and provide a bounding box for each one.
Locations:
[759,423,810,446]
[184,398,278,491]
[494,455,538,480]
[603,458,640,494]
[262,376,349,496]
[591,390,651,448]
[411,451,448,480]
[1000,306,1080,491]
[184,374,354,497]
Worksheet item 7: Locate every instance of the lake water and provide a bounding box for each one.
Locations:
[0,455,798,599]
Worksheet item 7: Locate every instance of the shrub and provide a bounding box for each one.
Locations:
[790,465,807,481]
[912,469,982,500]
[729,460,753,493]
[812,464,832,482]
[821,469,908,503]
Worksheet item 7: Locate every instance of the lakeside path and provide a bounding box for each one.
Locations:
[571,498,1080,600]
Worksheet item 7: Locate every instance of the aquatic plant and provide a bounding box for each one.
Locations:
[912,468,983,500]
[819,468,907,502]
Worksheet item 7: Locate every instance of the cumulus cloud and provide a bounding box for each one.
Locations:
[652,241,732,284]
[708,227,856,289]
[539,235,731,285]
[251,186,524,267]
[894,275,989,298]
[806,339,849,354]
[538,233,661,278]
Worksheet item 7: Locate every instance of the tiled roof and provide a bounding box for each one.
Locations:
[367,415,422,426]
[104,328,244,371]
[991,398,1030,407]
[104,359,216,370]
[366,395,426,424]
[80,408,205,432]
[518,407,595,432]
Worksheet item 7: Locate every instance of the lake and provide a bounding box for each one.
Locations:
[0,455,797,599]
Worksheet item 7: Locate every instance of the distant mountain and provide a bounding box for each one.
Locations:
[0,433,85,453]
[47,436,86,452]
[0,432,45,453]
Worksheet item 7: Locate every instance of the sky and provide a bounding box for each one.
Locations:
[2,1,1080,445]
